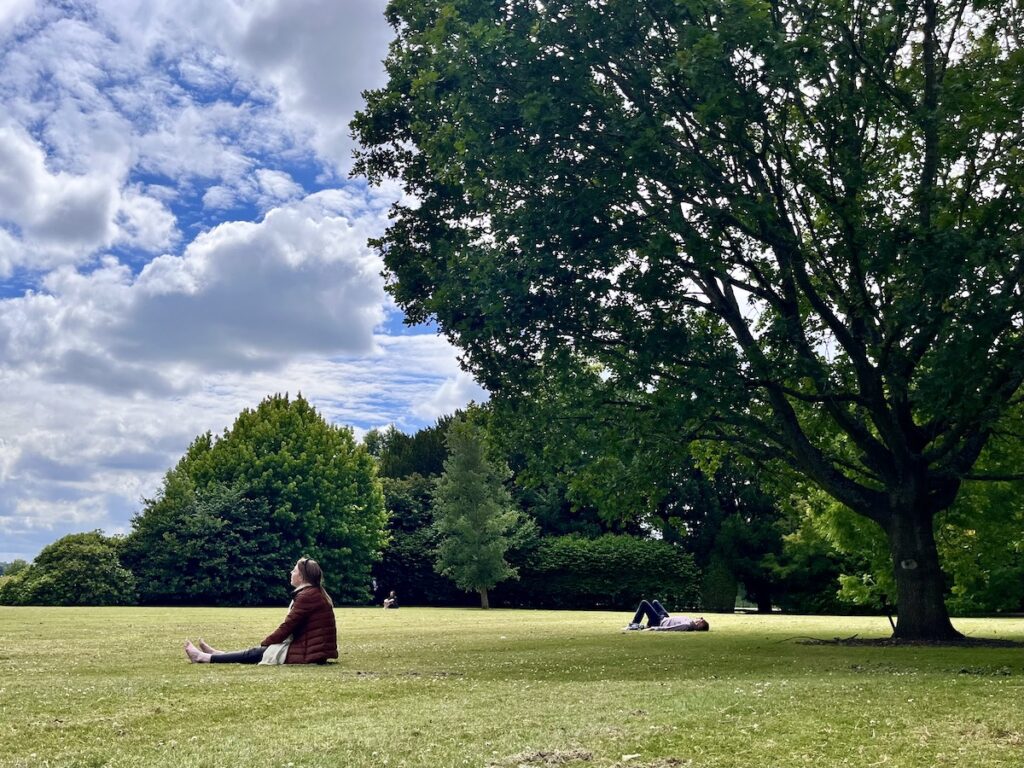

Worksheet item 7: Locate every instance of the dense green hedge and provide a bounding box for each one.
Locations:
[497,534,701,610]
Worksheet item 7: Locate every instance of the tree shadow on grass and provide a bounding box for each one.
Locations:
[793,635,1024,648]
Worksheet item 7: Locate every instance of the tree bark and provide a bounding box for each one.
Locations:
[885,508,963,640]
[479,588,489,609]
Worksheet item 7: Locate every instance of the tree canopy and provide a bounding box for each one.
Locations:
[364,416,453,478]
[0,531,136,606]
[124,394,387,604]
[354,0,1024,639]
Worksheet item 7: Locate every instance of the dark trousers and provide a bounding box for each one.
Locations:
[631,599,669,627]
[210,646,266,664]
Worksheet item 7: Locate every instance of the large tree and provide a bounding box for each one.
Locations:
[354,0,1024,638]
[125,394,387,604]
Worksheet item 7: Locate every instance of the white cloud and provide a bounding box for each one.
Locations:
[202,185,238,210]
[109,189,388,370]
[96,0,391,174]
[0,2,492,567]
[116,185,179,251]
[0,186,399,389]
[413,372,489,423]
[256,168,303,205]
[0,0,36,35]
[228,0,392,172]
[201,167,306,213]
[0,122,121,261]
[0,115,176,269]
[0,228,20,277]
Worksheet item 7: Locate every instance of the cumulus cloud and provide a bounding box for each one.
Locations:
[0,0,35,34]
[229,0,392,171]
[0,188,393,386]
[0,2,491,566]
[0,122,120,261]
[0,115,176,271]
[113,189,389,370]
[201,167,305,212]
[98,0,391,174]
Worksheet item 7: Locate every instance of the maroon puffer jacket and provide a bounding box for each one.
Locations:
[261,585,338,664]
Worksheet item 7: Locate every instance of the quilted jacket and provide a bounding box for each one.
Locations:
[261,585,338,664]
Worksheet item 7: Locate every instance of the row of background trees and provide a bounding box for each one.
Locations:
[6,391,1019,618]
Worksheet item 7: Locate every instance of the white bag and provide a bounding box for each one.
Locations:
[259,636,292,665]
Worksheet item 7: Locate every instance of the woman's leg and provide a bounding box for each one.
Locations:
[651,600,670,620]
[630,600,662,627]
[210,646,266,664]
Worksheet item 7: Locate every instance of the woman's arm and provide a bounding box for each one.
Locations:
[261,588,315,646]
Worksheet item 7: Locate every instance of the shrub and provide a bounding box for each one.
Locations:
[497,534,701,610]
[0,531,136,606]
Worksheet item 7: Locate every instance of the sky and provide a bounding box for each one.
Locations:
[0,0,487,563]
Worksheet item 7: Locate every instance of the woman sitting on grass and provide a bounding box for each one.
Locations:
[184,556,338,665]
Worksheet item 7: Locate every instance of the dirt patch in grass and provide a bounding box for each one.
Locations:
[954,665,1014,676]
[491,748,593,766]
[960,723,1024,746]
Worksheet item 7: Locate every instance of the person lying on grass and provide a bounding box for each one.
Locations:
[624,599,710,632]
[184,556,338,665]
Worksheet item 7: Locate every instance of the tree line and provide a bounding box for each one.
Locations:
[5,391,1020,620]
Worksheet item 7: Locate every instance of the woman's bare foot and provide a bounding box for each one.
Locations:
[198,639,222,655]
[184,640,211,663]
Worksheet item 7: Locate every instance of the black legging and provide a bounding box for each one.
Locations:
[210,646,267,664]
[631,599,669,627]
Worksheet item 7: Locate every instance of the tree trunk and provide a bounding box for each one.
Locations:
[885,509,962,640]
[479,588,489,609]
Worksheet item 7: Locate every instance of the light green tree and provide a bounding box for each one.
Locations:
[432,416,534,608]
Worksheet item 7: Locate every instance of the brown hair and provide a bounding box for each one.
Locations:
[297,557,333,606]
[694,618,710,632]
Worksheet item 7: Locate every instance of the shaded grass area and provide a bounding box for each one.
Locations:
[1,609,1022,767]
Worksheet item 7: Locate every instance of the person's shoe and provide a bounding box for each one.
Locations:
[623,623,643,631]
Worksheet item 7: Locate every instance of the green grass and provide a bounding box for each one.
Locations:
[1,609,1022,767]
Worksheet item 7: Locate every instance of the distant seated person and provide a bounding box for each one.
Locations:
[382,590,399,609]
[624,599,709,632]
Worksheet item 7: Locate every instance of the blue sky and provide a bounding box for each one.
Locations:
[0,0,486,562]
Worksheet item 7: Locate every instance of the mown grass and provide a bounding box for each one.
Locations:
[1,608,1022,768]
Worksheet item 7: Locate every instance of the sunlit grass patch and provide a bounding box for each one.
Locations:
[1,609,1022,767]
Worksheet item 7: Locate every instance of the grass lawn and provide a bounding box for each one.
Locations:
[1,608,1022,768]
